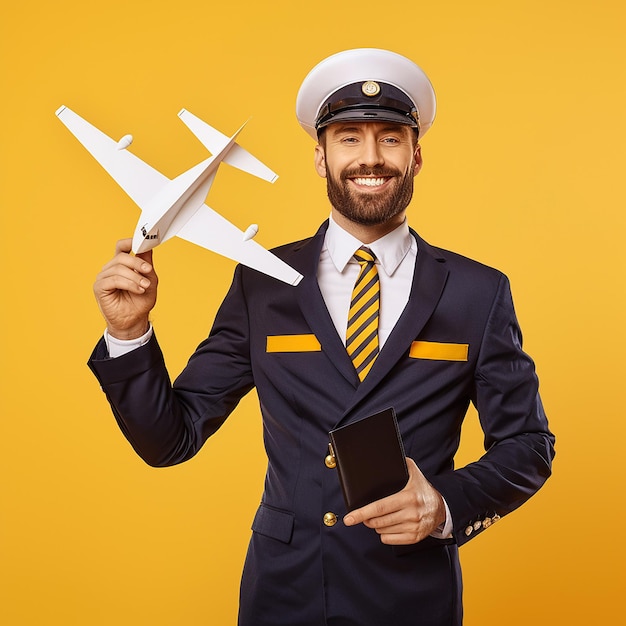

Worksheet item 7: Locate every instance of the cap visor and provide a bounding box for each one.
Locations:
[317,108,417,131]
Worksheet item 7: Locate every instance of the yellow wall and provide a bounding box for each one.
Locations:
[1,1,624,623]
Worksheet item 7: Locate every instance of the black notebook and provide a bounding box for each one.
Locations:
[329,407,408,512]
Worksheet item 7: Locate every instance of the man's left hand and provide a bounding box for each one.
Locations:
[343,458,446,545]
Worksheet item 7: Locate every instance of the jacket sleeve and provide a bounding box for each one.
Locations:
[429,274,555,546]
[87,266,255,467]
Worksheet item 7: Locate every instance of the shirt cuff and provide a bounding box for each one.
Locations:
[104,324,153,358]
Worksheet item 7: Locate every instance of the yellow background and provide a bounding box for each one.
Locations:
[1,0,624,623]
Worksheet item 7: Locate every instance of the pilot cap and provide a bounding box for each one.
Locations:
[296,48,436,140]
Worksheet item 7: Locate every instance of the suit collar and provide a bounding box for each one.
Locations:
[324,215,413,277]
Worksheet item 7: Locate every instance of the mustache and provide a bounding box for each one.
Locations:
[340,166,402,181]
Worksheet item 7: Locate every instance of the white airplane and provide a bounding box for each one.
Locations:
[55,106,303,286]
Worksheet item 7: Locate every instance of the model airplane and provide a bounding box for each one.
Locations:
[55,106,303,286]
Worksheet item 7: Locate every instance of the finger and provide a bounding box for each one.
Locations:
[369,520,416,535]
[100,251,153,278]
[344,492,401,526]
[96,271,151,295]
[363,506,412,531]
[98,259,152,282]
[96,263,152,293]
[370,515,430,545]
[378,530,426,546]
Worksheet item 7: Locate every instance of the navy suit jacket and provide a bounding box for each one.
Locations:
[89,222,554,626]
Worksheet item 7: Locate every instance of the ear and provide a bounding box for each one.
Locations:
[412,143,423,177]
[314,143,327,178]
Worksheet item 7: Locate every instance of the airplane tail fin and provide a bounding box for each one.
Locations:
[178,109,278,183]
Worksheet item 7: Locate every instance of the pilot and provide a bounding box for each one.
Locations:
[89,48,554,626]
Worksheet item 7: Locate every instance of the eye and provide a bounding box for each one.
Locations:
[381,136,400,144]
[341,136,359,144]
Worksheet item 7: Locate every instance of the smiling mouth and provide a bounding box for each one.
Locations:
[351,177,390,187]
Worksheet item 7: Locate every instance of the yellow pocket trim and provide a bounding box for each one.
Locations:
[409,341,469,361]
[266,334,321,353]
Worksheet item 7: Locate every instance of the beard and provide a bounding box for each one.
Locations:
[326,164,415,226]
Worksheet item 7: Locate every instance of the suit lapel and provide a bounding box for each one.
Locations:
[290,221,360,388]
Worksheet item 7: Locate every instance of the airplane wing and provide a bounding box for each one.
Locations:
[176,203,303,286]
[178,109,278,183]
[56,106,168,206]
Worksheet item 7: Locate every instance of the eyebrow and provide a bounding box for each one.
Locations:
[333,125,363,134]
[332,124,407,135]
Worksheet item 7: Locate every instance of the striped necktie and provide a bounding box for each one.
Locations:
[346,246,380,381]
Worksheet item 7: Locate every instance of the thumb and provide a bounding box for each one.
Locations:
[405,457,446,526]
[405,457,421,480]
[404,457,429,489]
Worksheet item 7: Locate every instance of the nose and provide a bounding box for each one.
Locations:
[357,135,384,168]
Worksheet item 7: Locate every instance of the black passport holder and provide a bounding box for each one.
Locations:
[329,407,408,512]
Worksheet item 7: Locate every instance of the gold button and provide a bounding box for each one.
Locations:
[465,525,473,537]
[492,513,501,523]
[325,443,336,469]
[482,517,492,529]
[323,512,338,527]
[473,521,482,531]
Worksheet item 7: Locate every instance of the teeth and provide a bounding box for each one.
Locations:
[354,177,386,187]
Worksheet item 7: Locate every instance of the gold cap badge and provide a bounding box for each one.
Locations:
[361,81,381,97]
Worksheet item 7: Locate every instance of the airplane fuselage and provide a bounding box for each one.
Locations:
[132,138,233,253]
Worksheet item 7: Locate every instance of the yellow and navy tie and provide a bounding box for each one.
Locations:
[346,246,380,381]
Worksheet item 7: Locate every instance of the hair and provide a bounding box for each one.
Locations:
[316,127,327,147]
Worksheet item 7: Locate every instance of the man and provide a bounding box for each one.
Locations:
[89,49,554,626]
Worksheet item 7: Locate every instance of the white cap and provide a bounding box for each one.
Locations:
[296,48,436,140]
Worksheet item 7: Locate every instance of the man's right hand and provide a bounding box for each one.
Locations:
[93,238,158,340]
